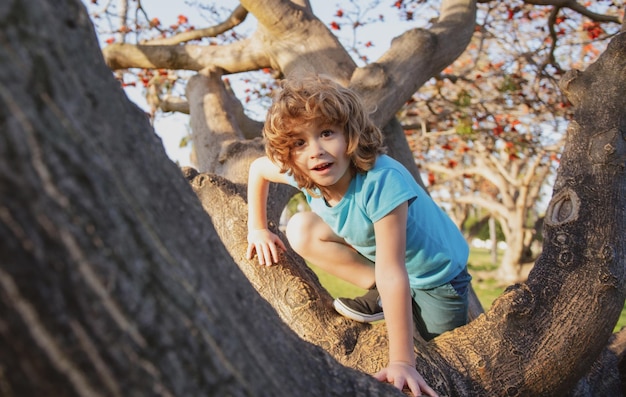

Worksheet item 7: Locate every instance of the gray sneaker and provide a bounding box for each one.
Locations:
[333,288,384,322]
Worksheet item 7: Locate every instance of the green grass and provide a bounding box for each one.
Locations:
[307,263,367,299]
[308,247,626,332]
[465,247,504,310]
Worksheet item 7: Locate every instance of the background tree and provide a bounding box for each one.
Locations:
[3,0,626,396]
[399,1,622,282]
[87,0,623,283]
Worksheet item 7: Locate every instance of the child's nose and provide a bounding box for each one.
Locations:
[308,140,324,157]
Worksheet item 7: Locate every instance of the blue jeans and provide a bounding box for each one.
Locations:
[410,267,472,341]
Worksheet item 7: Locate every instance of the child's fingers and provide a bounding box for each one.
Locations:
[373,369,387,382]
[276,238,287,252]
[247,239,285,266]
[247,242,268,266]
[268,237,286,263]
[405,377,422,396]
[417,383,438,397]
[246,243,255,260]
[259,244,273,266]
[269,244,280,264]
[411,376,438,397]
[393,376,408,393]
[262,243,280,266]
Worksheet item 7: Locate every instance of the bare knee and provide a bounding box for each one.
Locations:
[285,211,319,256]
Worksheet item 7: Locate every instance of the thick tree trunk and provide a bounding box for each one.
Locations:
[3,1,626,397]
[0,1,401,396]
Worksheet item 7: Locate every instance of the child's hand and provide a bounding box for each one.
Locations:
[246,228,287,266]
[374,361,439,397]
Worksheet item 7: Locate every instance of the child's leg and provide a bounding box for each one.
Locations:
[286,211,375,290]
[411,267,472,341]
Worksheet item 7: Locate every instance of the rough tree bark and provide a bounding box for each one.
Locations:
[0,1,400,396]
[2,1,626,397]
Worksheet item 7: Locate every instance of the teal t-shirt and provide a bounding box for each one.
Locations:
[289,154,468,289]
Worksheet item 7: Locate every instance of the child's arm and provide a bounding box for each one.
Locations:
[246,156,289,266]
[372,202,439,397]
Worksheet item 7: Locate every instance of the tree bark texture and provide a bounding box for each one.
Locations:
[0,1,403,396]
[2,0,626,396]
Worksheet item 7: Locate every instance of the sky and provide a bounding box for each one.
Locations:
[88,1,421,166]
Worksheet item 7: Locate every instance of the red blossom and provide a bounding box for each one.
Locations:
[330,21,340,30]
[583,22,604,40]
[583,43,600,57]
[428,172,436,185]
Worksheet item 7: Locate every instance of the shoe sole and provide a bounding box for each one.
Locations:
[333,299,385,323]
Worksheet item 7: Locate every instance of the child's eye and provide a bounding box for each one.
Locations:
[321,129,333,138]
[293,139,305,148]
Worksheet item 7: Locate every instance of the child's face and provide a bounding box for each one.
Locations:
[290,120,352,197]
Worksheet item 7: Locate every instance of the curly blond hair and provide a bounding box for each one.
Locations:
[263,75,386,192]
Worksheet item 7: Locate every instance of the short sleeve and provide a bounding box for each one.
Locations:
[363,168,418,223]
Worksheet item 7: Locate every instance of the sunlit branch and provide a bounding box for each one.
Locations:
[144,5,249,45]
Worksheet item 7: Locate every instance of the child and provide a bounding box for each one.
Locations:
[246,75,470,397]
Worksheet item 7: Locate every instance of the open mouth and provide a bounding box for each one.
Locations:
[312,162,332,171]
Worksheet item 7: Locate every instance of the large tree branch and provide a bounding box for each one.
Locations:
[5,1,626,396]
[1,3,404,395]
[351,0,477,126]
[185,67,266,176]
[103,36,270,72]
[240,0,356,83]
